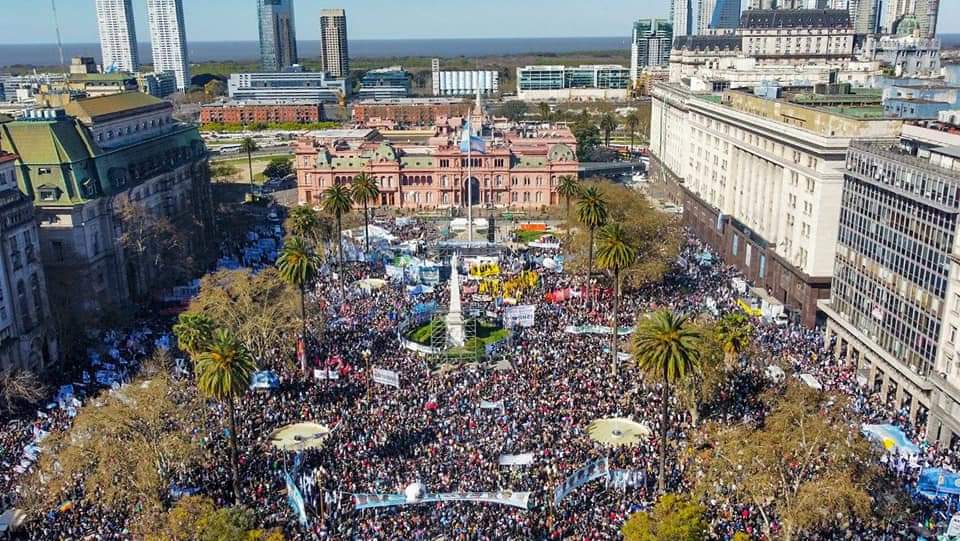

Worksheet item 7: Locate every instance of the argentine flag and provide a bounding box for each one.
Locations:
[460,121,486,154]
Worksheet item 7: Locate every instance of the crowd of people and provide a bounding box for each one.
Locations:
[3,215,958,540]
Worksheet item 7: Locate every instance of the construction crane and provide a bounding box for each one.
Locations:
[51,0,67,76]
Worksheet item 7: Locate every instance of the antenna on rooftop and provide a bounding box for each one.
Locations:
[50,0,67,76]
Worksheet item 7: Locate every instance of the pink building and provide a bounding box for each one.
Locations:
[294,128,579,210]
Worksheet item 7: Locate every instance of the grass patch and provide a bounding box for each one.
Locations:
[406,319,509,358]
[515,229,547,243]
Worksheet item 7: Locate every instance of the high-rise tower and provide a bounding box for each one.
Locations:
[147,0,190,91]
[258,0,299,72]
[95,0,139,73]
[319,9,349,78]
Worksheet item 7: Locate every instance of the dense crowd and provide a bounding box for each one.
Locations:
[3,216,958,540]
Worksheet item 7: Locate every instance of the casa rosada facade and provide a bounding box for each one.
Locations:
[294,133,580,209]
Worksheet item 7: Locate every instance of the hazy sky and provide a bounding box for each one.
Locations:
[1,0,957,44]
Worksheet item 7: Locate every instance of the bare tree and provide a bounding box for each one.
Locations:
[0,367,48,414]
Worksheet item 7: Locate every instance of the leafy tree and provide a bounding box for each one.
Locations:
[714,311,754,367]
[575,185,608,305]
[321,183,353,267]
[204,80,226,99]
[276,237,322,376]
[622,493,708,541]
[565,180,681,288]
[196,329,257,503]
[25,355,203,515]
[210,162,240,182]
[538,101,551,121]
[142,495,284,541]
[262,157,293,180]
[556,175,581,220]
[499,100,528,123]
[350,173,381,252]
[188,269,301,365]
[675,322,728,426]
[595,223,637,374]
[625,110,641,149]
[172,311,216,361]
[632,310,701,494]
[695,384,880,541]
[572,117,601,161]
[599,112,619,147]
[239,138,259,197]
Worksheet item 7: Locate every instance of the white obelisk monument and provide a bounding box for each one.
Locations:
[445,254,466,347]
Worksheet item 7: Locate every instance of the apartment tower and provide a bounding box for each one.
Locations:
[320,9,349,78]
[95,0,139,73]
[146,0,190,91]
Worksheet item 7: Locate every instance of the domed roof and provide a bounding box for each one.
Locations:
[548,143,576,163]
[372,143,398,163]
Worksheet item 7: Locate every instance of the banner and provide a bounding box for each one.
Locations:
[372,368,400,388]
[564,325,634,336]
[314,369,340,381]
[504,305,536,328]
[385,265,405,282]
[609,470,646,489]
[479,400,505,411]
[354,490,530,511]
[553,458,609,506]
[498,453,536,466]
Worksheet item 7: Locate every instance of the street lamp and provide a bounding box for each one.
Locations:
[362,349,372,400]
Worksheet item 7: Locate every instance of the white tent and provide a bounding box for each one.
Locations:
[765,365,786,382]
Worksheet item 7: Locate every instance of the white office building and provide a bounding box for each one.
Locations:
[95,0,140,73]
[228,72,348,104]
[147,0,190,91]
[430,60,499,97]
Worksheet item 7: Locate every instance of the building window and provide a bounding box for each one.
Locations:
[38,168,52,175]
[52,241,64,262]
[39,188,58,201]
[23,232,34,263]
[16,280,30,331]
[732,235,739,256]
[9,236,21,270]
[30,273,42,321]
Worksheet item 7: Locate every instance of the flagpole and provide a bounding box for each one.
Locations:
[468,125,473,243]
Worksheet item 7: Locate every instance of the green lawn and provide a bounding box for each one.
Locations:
[406,319,509,358]
[515,230,547,243]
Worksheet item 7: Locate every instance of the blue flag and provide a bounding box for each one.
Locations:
[460,121,486,154]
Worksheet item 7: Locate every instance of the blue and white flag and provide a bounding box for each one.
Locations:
[460,121,486,154]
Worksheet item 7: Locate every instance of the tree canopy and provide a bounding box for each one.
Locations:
[694,384,882,541]
[142,496,284,541]
[622,493,708,541]
[262,157,293,180]
[25,354,205,516]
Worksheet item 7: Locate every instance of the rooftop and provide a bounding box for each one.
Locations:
[0,151,16,164]
[65,92,170,123]
[203,99,322,107]
[356,98,469,106]
[307,128,378,139]
[740,9,851,30]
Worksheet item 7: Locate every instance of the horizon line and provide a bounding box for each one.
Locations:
[0,35,638,46]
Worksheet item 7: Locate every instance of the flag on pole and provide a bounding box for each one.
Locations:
[460,121,486,154]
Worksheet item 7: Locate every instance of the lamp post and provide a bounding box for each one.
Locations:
[362,348,372,400]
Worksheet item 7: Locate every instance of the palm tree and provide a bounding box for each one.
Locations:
[599,112,618,147]
[538,102,551,122]
[595,224,637,375]
[714,312,753,367]
[172,311,215,361]
[556,175,581,220]
[320,183,353,267]
[277,237,322,376]
[239,137,259,198]
[286,205,323,246]
[632,310,701,495]
[625,111,641,150]
[350,173,381,253]
[576,186,608,306]
[195,329,257,503]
